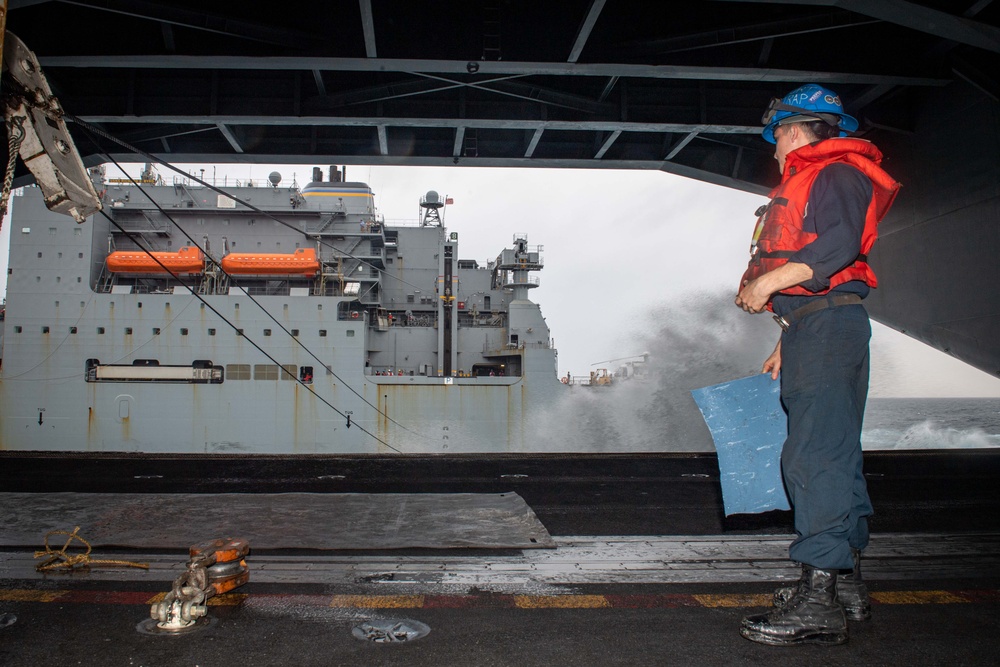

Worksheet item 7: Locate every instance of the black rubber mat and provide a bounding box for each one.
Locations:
[0,491,554,550]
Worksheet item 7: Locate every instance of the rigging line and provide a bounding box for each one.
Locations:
[98,209,402,453]
[65,114,428,294]
[91,147,429,439]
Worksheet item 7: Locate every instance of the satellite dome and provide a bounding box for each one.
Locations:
[268,171,282,186]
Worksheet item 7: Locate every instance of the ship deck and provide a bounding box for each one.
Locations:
[1,451,998,665]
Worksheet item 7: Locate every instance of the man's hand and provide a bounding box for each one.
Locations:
[734,261,816,314]
[735,277,772,313]
[762,339,781,380]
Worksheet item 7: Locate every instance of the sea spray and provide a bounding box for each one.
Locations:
[531,290,777,452]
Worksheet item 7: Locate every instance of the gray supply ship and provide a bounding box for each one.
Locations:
[0,165,567,454]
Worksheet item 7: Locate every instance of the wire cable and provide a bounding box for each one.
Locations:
[99,208,402,453]
[66,113,428,294]
[88,145,428,440]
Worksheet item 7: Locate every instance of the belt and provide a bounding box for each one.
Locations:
[773,293,863,332]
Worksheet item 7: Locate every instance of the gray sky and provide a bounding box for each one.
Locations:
[4,163,999,397]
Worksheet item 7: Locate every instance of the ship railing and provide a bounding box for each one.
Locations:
[504,275,541,287]
[483,341,550,354]
[380,218,422,227]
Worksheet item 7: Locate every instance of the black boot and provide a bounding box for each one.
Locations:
[772,549,871,622]
[741,566,847,646]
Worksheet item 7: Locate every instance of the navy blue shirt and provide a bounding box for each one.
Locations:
[772,162,872,316]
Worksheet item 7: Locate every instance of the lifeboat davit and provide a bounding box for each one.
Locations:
[221,248,320,276]
[106,247,205,275]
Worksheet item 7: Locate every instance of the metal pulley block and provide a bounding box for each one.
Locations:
[1,31,103,222]
[147,537,249,634]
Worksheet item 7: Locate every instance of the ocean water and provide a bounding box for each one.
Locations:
[862,397,1000,450]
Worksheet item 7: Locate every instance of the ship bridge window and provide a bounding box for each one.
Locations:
[180,328,188,336]
[208,328,216,336]
[97,327,105,335]
[346,330,355,337]
[69,327,77,334]
[42,326,49,333]
[300,367,313,384]
[227,364,250,380]
[254,364,279,380]
[153,328,161,335]
[264,329,272,336]
[125,327,133,335]
[14,326,21,333]
[319,330,327,337]
[281,364,297,381]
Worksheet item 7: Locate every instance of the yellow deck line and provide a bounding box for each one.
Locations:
[329,595,425,609]
[693,593,772,608]
[514,595,612,609]
[0,589,64,602]
[1,589,991,608]
[870,590,969,604]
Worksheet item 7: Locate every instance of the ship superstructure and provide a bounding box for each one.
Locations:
[0,166,564,454]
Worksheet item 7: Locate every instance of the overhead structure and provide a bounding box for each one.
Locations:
[2,0,998,377]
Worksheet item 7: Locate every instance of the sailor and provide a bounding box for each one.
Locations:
[735,84,901,646]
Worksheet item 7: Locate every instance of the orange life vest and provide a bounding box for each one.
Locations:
[741,138,901,300]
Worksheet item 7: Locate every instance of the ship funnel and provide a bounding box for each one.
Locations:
[312,167,323,182]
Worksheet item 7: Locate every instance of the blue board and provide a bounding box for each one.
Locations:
[691,373,791,516]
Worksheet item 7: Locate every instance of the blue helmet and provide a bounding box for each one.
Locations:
[761,83,859,144]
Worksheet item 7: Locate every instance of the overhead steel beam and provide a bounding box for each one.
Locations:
[716,0,1000,54]
[377,125,389,155]
[598,76,619,102]
[316,74,529,108]
[594,130,621,159]
[57,0,322,47]
[452,127,465,157]
[409,72,614,114]
[630,12,878,55]
[312,70,327,96]
[87,152,772,195]
[38,55,950,86]
[76,115,764,134]
[568,0,607,63]
[664,131,700,161]
[524,128,545,158]
[215,123,243,153]
[161,23,175,52]
[359,0,377,58]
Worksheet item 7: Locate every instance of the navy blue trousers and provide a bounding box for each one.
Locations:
[778,301,873,571]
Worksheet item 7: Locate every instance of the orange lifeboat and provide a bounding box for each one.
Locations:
[106,246,205,275]
[221,248,320,276]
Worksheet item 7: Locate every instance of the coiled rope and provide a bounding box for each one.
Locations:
[34,526,148,572]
